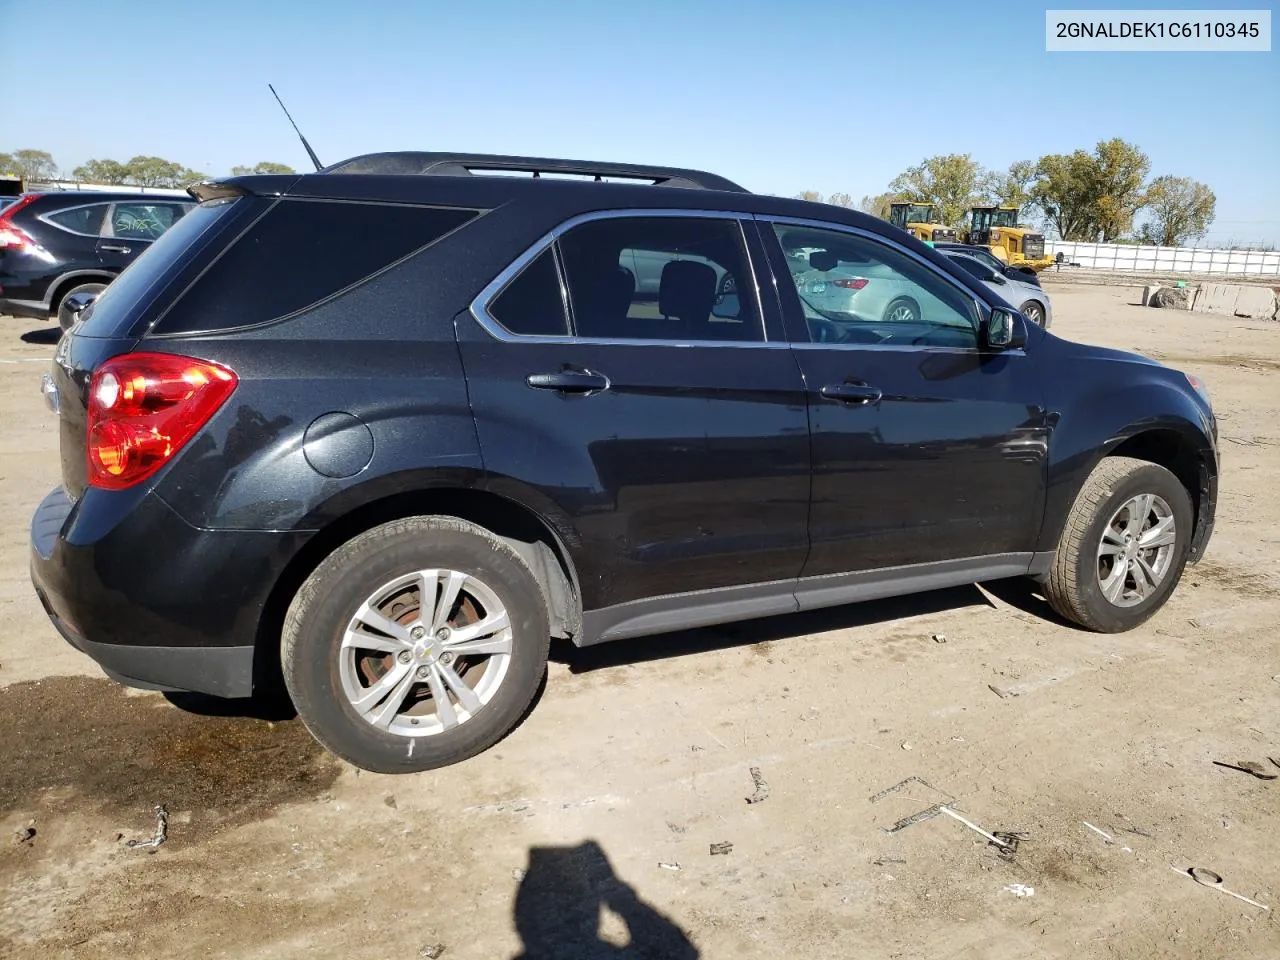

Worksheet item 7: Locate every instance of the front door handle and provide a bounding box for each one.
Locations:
[820,382,882,404]
[100,243,133,254]
[526,370,610,394]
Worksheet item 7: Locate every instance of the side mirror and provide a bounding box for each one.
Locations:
[985,306,1026,350]
[987,271,1007,285]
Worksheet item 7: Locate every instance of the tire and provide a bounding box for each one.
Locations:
[282,516,550,773]
[1019,300,1045,326]
[57,282,106,331]
[1044,456,1193,632]
[883,296,920,323]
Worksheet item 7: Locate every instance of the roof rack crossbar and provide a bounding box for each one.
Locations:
[321,152,747,193]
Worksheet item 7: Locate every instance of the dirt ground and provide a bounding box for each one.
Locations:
[1,283,1277,960]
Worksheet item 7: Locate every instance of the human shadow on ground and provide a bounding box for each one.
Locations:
[513,840,697,959]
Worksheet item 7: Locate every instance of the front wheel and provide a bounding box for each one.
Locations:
[1044,457,1193,632]
[282,516,550,773]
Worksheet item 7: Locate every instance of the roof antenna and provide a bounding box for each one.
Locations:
[268,83,323,172]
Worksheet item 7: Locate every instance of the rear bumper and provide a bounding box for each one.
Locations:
[33,589,254,695]
[30,485,305,698]
[0,296,50,321]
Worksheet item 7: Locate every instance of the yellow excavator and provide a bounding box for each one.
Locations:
[888,202,958,243]
[964,205,1054,272]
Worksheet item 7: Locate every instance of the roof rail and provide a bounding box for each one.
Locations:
[320,152,748,193]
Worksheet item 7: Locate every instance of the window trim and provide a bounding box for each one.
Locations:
[754,214,1015,354]
[470,208,783,349]
[37,201,115,238]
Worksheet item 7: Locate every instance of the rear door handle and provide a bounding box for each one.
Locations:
[526,370,610,394]
[820,382,882,404]
[99,243,133,254]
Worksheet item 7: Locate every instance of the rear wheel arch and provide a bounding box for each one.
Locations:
[254,487,582,695]
[48,271,115,315]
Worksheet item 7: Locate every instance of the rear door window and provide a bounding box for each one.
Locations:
[557,216,761,342]
[155,199,480,334]
[107,202,192,240]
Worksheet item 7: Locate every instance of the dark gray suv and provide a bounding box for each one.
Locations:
[31,152,1218,773]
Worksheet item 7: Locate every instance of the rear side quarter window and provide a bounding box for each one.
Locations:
[44,203,110,236]
[154,199,480,334]
[487,248,569,336]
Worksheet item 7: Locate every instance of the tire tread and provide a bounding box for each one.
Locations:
[1046,456,1162,631]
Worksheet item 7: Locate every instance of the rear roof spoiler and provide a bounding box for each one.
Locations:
[319,151,748,193]
[187,181,249,203]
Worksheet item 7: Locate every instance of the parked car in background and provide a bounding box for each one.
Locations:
[32,152,1217,775]
[932,241,1041,286]
[941,250,1052,327]
[0,192,195,326]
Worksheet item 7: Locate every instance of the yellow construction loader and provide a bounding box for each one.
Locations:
[964,205,1054,272]
[888,202,958,243]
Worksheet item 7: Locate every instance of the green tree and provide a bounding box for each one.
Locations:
[858,191,905,220]
[73,158,130,184]
[123,156,193,188]
[1029,150,1096,240]
[2,149,58,182]
[1030,139,1151,241]
[982,159,1037,214]
[230,161,296,176]
[1139,176,1216,246]
[1090,138,1150,241]
[888,154,984,226]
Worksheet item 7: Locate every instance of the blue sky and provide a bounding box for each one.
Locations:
[1,0,1276,244]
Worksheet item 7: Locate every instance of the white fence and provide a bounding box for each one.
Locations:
[1046,240,1280,277]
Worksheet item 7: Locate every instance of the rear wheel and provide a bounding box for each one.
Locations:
[1044,457,1193,632]
[1019,300,1045,326]
[57,282,106,331]
[883,296,920,323]
[282,516,550,773]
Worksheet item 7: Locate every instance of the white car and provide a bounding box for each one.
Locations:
[941,251,1052,327]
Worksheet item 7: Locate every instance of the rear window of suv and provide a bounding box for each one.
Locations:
[153,199,479,334]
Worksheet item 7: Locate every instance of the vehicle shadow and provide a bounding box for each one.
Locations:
[163,689,298,722]
[513,840,698,959]
[553,583,999,673]
[979,575,1082,629]
[20,326,61,345]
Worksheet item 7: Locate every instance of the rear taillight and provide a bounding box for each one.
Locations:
[87,352,238,490]
[833,278,869,290]
[0,224,35,250]
[0,195,40,250]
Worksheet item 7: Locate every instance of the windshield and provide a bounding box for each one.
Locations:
[991,208,1019,228]
[75,197,245,339]
[907,204,934,223]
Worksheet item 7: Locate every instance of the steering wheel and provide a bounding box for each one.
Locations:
[715,272,737,303]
